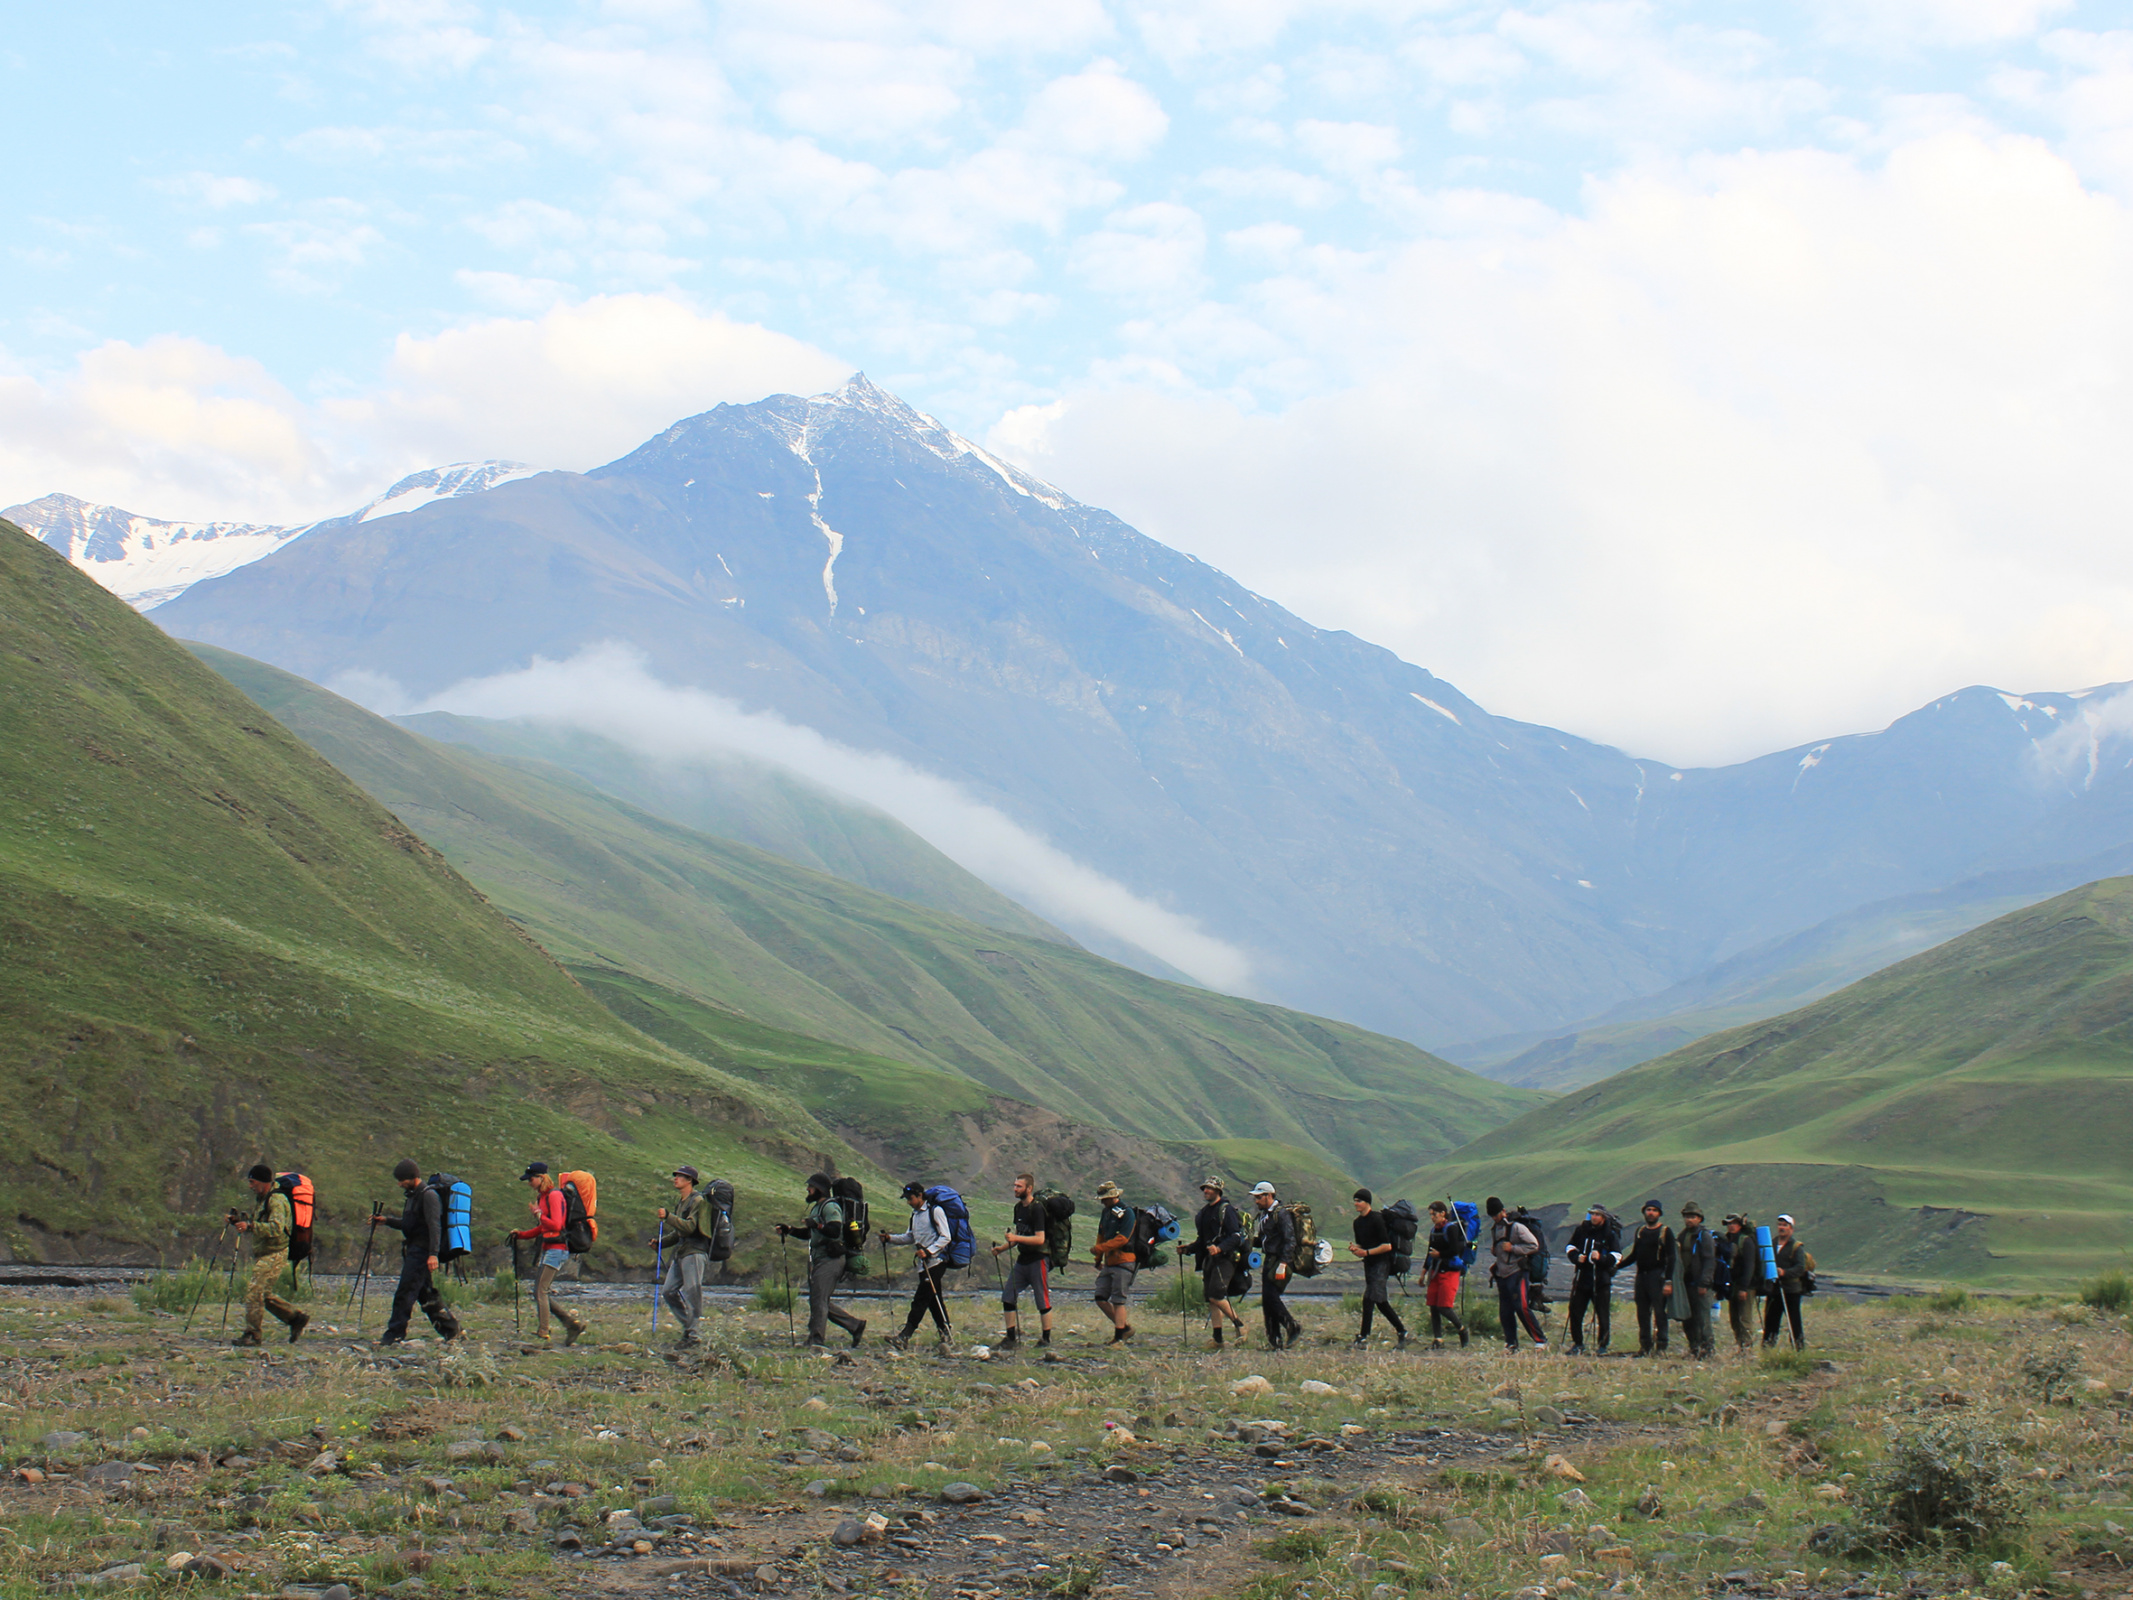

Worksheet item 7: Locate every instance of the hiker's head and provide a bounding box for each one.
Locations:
[1723,1212,1746,1234]
[672,1166,699,1196]
[1428,1201,1449,1220]
[1775,1213,1796,1240]
[806,1173,833,1202]
[1642,1199,1663,1221]
[521,1161,552,1193]
[1249,1181,1277,1212]
[1680,1201,1704,1225]
[1096,1181,1123,1207]
[902,1182,926,1211]
[246,1164,274,1196]
[1352,1187,1373,1216]
[1588,1205,1607,1224]
[1200,1176,1224,1201]
[1013,1172,1034,1201]
[393,1158,421,1191]
[1485,1197,1505,1218]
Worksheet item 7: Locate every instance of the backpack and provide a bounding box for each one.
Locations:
[1037,1189,1075,1272]
[830,1177,867,1260]
[1451,1201,1483,1271]
[923,1185,976,1269]
[559,1170,599,1254]
[1511,1206,1551,1294]
[704,1178,736,1262]
[1284,1202,1322,1277]
[274,1172,315,1264]
[1129,1201,1179,1271]
[1383,1199,1421,1276]
[427,1173,472,1262]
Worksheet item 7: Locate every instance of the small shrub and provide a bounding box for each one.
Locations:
[85,1295,130,1316]
[2078,1269,2130,1313]
[1256,1529,1330,1562]
[1850,1417,2023,1552]
[1927,1286,1970,1313]
[754,1283,795,1313]
[2050,1303,2091,1326]
[1043,1562,1104,1597]
[1761,1348,1816,1378]
[2018,1346,2081,1401]
[1146,1273,1207,1314]
[132,1258,221,1314]
[1908,1318,1952,1342]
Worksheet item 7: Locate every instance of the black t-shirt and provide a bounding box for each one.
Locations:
[1012,1198,1047,1264]
[1352,1210,1390,1253]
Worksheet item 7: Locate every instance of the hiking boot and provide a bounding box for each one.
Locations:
[1457,1326,1470,1348]
[1284,1326,1303,1349]
[285,1312,310,1344]
[885,1332,910,1352]
[230,1331,262,1347]
[375,1335,408,1347]
[560,1318,587,1347]
[529,1329,552,1344]
[1229,1315,1246,1334]
[1429,1338,1445,1352]
[1567,1344,1585,1357]
[1395,1332,1408,1350]
[849,1320,867,1349]
[998,1330,1019,1348]
[1036,1332,1051,1347]
[676,1331,700,1349]
[1351,1336,1370,1349]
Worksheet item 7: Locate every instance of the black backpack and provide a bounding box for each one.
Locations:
[1382,1199,1422,1276]
[705,1178,736,1262]
[829,1177,867,1260]
[1511,1207,1551,1296]
[1037,1189,1075,1272]
[1129,1202,1178,1271]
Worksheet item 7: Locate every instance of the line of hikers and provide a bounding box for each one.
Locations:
[217,1161,1815,1360]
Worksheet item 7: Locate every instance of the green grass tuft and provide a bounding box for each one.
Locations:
[2078,1268,2131,1312]
[754,1283,795,1313]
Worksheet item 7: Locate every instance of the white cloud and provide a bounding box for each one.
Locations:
[351,643,1255,990]
[991,129,2133,767]
[1023,62,1170,161]
[151,171,278,208]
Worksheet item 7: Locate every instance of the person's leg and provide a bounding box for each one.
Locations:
[1567,1283,1590,1350]
[415,1265,460,1339]
[382,1256,422,1342]
[821,1258,865,1338]
[807,1257,834,1344]
[680,1253,705,1336]
[1496,1277,1519,1349]
[1001,1260,1023,1339]
[662,1256,687,1330]
[1036,1260,1054,1338]
[923,1264,950,1336]
[1517,1279,1547,1345]
[1594,1282,1612,1352]
[1786,1290,1805,1349]
[532,1263,556,1338]
[1260,1274,1283,1347]
[1762,1290,1782,1347]
[241,1255,284,1342]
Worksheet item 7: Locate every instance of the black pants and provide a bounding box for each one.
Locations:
[1763,1288,1805,1348]
[1634,1268,1670,1352]
[383,1255,458,1342]
[1568,1274,1612,1349]
[1358,1258,1405,1339]
[1260,1269,1299,1347]
[1495,1275,1546,1347]
[902,1262,950,1338]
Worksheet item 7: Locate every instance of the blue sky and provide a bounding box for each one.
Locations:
[6,1,2132,760]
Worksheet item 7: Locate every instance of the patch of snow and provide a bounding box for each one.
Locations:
[1997,692,2035,713]
[1568,789,1590,812]
[1409,693,1461,725]
[1668,772,1683,782]
[356,461,537,523]
[1189,610,1245,657]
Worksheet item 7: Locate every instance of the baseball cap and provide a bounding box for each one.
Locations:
[1777,1213,1796,1225]
[902,1181,926,1197]
[672,1165,701,1183]
[1249,1181,1277,1197]
[520,1161,549,1180]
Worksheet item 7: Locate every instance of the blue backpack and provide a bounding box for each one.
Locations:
[429,1173,473,1262]
[924,1186,976,1268]
[1452,1201,1483,1271]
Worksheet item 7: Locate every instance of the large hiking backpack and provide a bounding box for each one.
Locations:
[1037,1189,1075,1272]
[559,1170,599,1254]
[1510,1206,1551,1296]
[1284,1202,1322,1277]
[830,1176,867,1260]
[704,1177,736,1262]
[1451,1201,1483,1272]
[923,1185,977,1268]
[1756,1224,1778,1284]
[1383,1198,1421,1276]
[274,1172,316,1264]
[427,1173,473,1262]
[1130,1201,1179,1271]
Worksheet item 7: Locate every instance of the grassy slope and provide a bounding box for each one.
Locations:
[188,645,1542,1185]
[0,521,866,1265]
[1394,879,2133,1285]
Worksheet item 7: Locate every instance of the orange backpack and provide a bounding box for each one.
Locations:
[274,1172,316,1263]
[559,1170,599,1252]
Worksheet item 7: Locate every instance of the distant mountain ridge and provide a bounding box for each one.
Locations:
[126,376,2133,1046]
[6,461,537,609]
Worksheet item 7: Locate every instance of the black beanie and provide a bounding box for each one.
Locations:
[247,1164,274,1183]
[393,1158,420,1181]
[807,1172,833,1194]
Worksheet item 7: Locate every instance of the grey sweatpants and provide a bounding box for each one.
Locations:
[662,1251,706,1334]
[808,1256,864,1344]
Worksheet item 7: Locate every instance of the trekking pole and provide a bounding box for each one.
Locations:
[778,1233,797,1347]
[652,1226,665,1336]
[1176,1250,1188,1349]
[183,1224,231,1334]
[217,1241,242,1332]
[512,1236,522,1335]
[345,1210,381,1307]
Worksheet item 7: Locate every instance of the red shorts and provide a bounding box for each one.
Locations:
[1427,1271,1462,1309]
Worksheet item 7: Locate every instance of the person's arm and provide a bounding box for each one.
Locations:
[422,1188,443,1265]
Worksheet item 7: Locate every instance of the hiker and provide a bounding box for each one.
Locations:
[1090,1181,1137,1346]
[777,1173,866,1349]
[1675,1202,1717,1359]
[1347,1189,1408,1349]
[1626,1199,1675,1357]
[881,1182,955,1351]
[655,1166,710,1349]
[1485,1198,1548,1351]
[510,1162,586,1346]
[1762,1214,1815,1350]
[1185,1177,1249,1347]
[1421,1202,1471,1349]
[1249,1181,1302,1350]
[378,1159,461,1346]
[1721,1214,1764,1351]
[229,1165,308,1346]
[1563,1203,1621,1355]
[993,1173,1054,1349]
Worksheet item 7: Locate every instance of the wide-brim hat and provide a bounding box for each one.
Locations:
[1200,1176,1225,1192]
[672,1165,701,1183]
[1095,1181,1122,1200]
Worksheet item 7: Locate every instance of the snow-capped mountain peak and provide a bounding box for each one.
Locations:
[5,460,541,610]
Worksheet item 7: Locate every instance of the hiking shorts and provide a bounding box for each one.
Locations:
[538,1247,569,1272]
[1002,1258,1051,1313]
[1092,1264,1135,1305]
[1426,1270,1462,1309]
[1200,1255,1234,1301]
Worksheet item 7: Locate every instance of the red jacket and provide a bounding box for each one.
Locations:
[514,1187,566,1245]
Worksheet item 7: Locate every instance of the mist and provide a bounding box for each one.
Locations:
[334,644,1255,993]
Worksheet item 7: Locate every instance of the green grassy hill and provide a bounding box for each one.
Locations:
[1396,879,2133,1287]
[188,645,1542,1186]
[0,520,869,1267]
